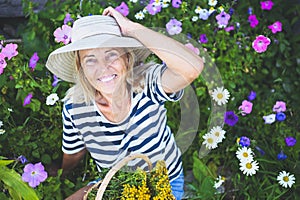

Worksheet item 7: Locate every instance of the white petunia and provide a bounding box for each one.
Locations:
[239,160,259,176]
[202,133,218,149]
[236,147,254,162]
[199,9,210,20]
[214,175,225,189]
[210,126,226,143]
[0,120,3,128]
[211,87,230,106]
[195,6,202,14]
[46,93,59,106]
[161,0,171,8]
[263,114,276,124]
[208,0,218,7]
[192,16,199,22]
[135,11,145,20]
[130,0,138,3]
[277,171,296,188]
[0,129,5,135]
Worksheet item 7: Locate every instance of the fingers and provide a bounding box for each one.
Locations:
[102,6,114,16]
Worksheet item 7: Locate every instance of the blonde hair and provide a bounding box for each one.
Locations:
[63,48,153,104]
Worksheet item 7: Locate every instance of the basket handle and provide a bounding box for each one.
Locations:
[95,154,153,200]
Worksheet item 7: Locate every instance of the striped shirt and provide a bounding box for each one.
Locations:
[62,64,183,182]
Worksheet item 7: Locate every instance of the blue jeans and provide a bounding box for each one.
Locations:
[170,171,185,200]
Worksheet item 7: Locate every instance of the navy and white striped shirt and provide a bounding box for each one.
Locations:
[62,64,183,182]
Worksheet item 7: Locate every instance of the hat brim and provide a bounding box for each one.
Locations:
[46,34,151,83]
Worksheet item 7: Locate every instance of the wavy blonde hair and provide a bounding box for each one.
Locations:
[63,48,153,105]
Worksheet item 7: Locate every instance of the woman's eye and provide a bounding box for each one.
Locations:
[84,59,97,65]
[105,52,119,62]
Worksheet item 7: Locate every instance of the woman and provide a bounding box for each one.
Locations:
[46,6,203,200]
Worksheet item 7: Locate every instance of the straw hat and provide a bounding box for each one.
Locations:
[46,15,151,83]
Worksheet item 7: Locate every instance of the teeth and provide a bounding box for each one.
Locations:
[99,75,116,82]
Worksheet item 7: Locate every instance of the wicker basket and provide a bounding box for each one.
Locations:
[83,154,153,200]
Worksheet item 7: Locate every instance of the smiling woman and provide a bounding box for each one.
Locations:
[45,6,203,200]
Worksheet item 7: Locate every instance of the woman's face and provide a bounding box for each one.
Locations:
[79,47,128,95]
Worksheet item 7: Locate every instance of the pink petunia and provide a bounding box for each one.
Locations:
[252,35,271,53]
[146,2,162,15]
[1,43,18,60]
[53,25,72,45]
[0,53,7,74]
[225,25,235,32]
[239,100,253,116]
[185,43,200,55]
[166,18,182,35]
[273,101,286,113]
[115,2,129,17]
[172,0,182,8]
[248,14,259,28]
[216,11,231,28]
[268,21,282,34]
[261,0,274,10]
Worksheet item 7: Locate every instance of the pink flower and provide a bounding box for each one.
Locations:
[248,14,259,28]
[185,43,200,55]
[166,18,182,35]
[53,25,72,45]
[273,101,286,113]
[146,2,162,15]
[239,100,253,116]
[172,0,182,8]
[260,0,274,10]
[115,2,129,17]
[23,93,33,106]
[0,53,7,74]
[216,11,231,28]
[29,52,39,70]
[225,25,235,32]
[268,21,282,34]
[252,35,271,53]
[1,43,18,60]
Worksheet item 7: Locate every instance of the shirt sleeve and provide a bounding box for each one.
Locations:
[144,63,184,103]
[62,102,85,154]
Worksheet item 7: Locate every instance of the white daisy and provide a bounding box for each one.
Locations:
[46,93,59,106]
[277,171,296,188]
[135,11,145,20]
[210,126,226,143]
[195,6,202,14]
[161,0,171,8]
[239,160,259,176]
[211,87,230,106]
[202,133,218,149]
[213,175,225,189]
[236,147,254,162]
[208,0,218,7]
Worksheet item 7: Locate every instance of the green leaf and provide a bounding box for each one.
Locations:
[0,160,15,166]
[0,166,39,200]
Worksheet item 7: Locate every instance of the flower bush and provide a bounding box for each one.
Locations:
[0,0,299,199]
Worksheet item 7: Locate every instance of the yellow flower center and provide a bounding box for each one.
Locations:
[215,132,220,137]
[207,138,214,144]
[283,176,289,182]
[243,152,249,157]
[246,163,252,169]
[217,93,224,99]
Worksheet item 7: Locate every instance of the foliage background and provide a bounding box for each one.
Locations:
[0,0,299,199]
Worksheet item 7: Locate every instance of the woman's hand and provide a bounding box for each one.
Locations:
[102,6,141,36]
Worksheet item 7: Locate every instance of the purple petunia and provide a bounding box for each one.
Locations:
[273,101,286,113]
[0,53,7,74]
[166,18,182,35]
[248,91,256,101]
[224,111,239,126]
[239,136,251,147]
[53,25,72,45]
[52,75,60,87]
[22,162,48,188]
[17,155,28,164]
[277,150,287,160]
[248,14,259,28]
[29,52,39,70]
[276,112,286,121]
[216,11,231,28]
[115,2,129,17]
[172,0,182,8]
[63,13,73,25]
[285,136,296,147]
[1,43,18,60]
[146,1,162,15]
[199,34,208,43]
[23,93,33,107]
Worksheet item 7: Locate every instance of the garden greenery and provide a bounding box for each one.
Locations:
[0,0,299,199]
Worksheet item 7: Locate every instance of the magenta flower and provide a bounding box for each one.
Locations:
[22,162,48,188]
[216,11,231,28]
[0,53,7,74]
[224,111,239,126]
[166,18,182,35]
[285,136,296,147]
[260,0,274,10]
[23,93,33,106]
[185,43,199,55]
[252,35,271,53]
[268,21,282,34]
[239,100,253,116]
[248,14,259,28]
[273,101,286,113]
[199,34,208,43]
[1,43,18,60]
[146,2,162,15]
[53,25,72,45]
[64,13,73,25]
[29,52,39,70]
[225,25,234,32]
[115,2,129,17]
[172,0,182,8]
